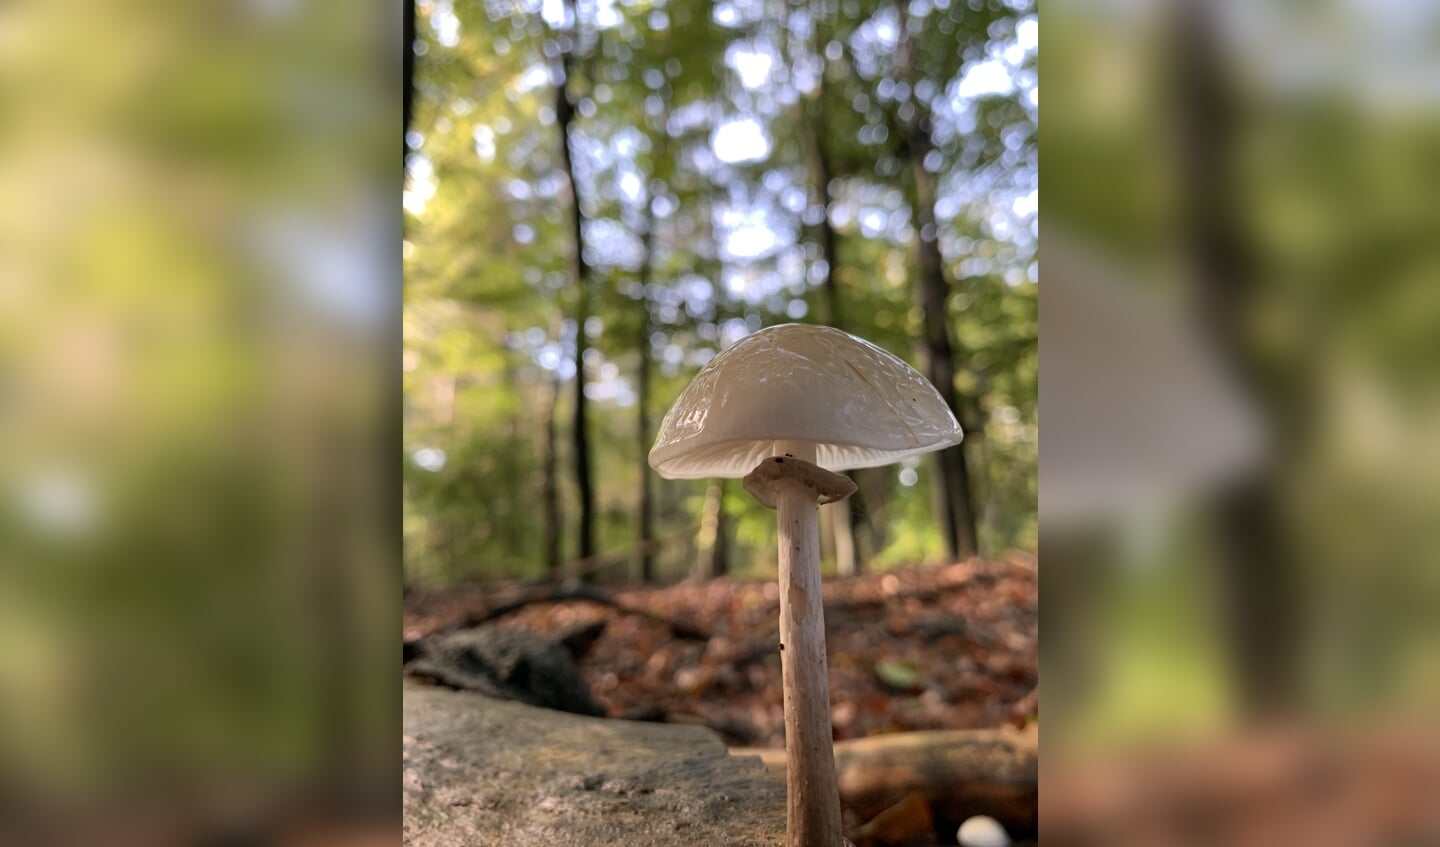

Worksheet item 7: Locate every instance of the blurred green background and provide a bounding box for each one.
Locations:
[1043,6,1440,840]
[1044,0,1440,744]
[402,0,1038,587]
[0,0,397,840]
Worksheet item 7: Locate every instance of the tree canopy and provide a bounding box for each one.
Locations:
[403,0,1038,585]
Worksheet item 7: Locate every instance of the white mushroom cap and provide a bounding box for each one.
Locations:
[648,324,963,479]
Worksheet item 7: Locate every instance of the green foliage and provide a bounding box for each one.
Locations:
[405,0,1037,584]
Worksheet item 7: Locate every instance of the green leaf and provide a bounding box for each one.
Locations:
[875,659,922,691]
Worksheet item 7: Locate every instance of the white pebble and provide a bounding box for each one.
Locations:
[957,814,1010,847]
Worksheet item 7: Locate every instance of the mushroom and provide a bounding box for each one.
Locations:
[957,815,1011,847]
[649,323,963,847]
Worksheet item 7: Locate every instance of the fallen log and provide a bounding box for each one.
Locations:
[733,727,1037,839]
[853,791,933,847]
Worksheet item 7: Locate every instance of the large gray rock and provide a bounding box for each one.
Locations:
[404,681,785,847]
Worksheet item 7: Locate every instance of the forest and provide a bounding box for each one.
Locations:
[402,0,1038,586]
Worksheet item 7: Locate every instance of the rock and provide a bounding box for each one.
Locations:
[958,814,1010,847]
[404,681,785,846]
[406,626,604,716]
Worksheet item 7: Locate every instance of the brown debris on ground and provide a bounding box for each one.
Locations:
[404,554,1038,750]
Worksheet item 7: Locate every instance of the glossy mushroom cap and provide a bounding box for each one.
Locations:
[648,323,963,479]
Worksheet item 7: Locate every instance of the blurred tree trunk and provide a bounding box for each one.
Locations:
[830,502,856,576]
[801,115,842,330]
[502,342,523,556]
[695,478,727,578]
[691,165,729,583]
[542,369,563,575]
[403,0,414,164]
[635,210,656,583]
[857,464,893,558]
[819,500,837,566]
[896,9,979,560]
[555,0,596,568]
[1175,0,1303,715]
[799,2,864,576]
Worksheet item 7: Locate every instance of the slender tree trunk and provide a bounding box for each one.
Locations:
[807,129,862,576]
[555,0,596,568]
[502,341,523,556]
[693,179,729,580]
[695,478,727,578]
[818,499,837,567]
[403,0,415,164]
[896,11,979,560]
[912,157,980,560]
[636,214,656,583]
[798,29,864,575]
[542,370,563,575]
[831,501,856,577]
[801,115,842,329]
[713,492,727,576]
[858,463,893,553]
[1175,0,1302,716]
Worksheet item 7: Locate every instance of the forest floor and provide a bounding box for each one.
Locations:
[404,555,1440,847]
[403,553,1038,749]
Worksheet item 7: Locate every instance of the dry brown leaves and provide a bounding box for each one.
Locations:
[404,554,1038,750]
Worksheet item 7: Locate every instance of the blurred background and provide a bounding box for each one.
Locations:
[0,1,398,844]
[1043,0,1440,841]
[401,0,1038,586]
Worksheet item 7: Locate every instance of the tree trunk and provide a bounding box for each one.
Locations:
[818,498,836,567]
[831,502,857,577]
[913,192,980,561]
[542,369,563,575]
[636,212,656,583]
[800,104,843,330]
[1174,0,1303,715]
[555,0,596,568]
[799,38,863,576]
[502,341,523,556]
[895,13,980,561]
[858,467,893,556]
[690,180,728,583]
[695,478,727,578]
[403,0,415,164]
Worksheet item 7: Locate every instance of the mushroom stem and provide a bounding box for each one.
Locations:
[771,440,845,847]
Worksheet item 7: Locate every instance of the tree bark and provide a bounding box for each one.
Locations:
[636,211,656,583]
[403,0,415,164]
[502,340,523,556]
[800,101,843,330]
[695,478,728,578]
[542,369,563,574]
[895,11,980,560]
[798,13,864,576]
[1174,0,1303,715]
[555,0,596,568]
[831,502,856,577]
